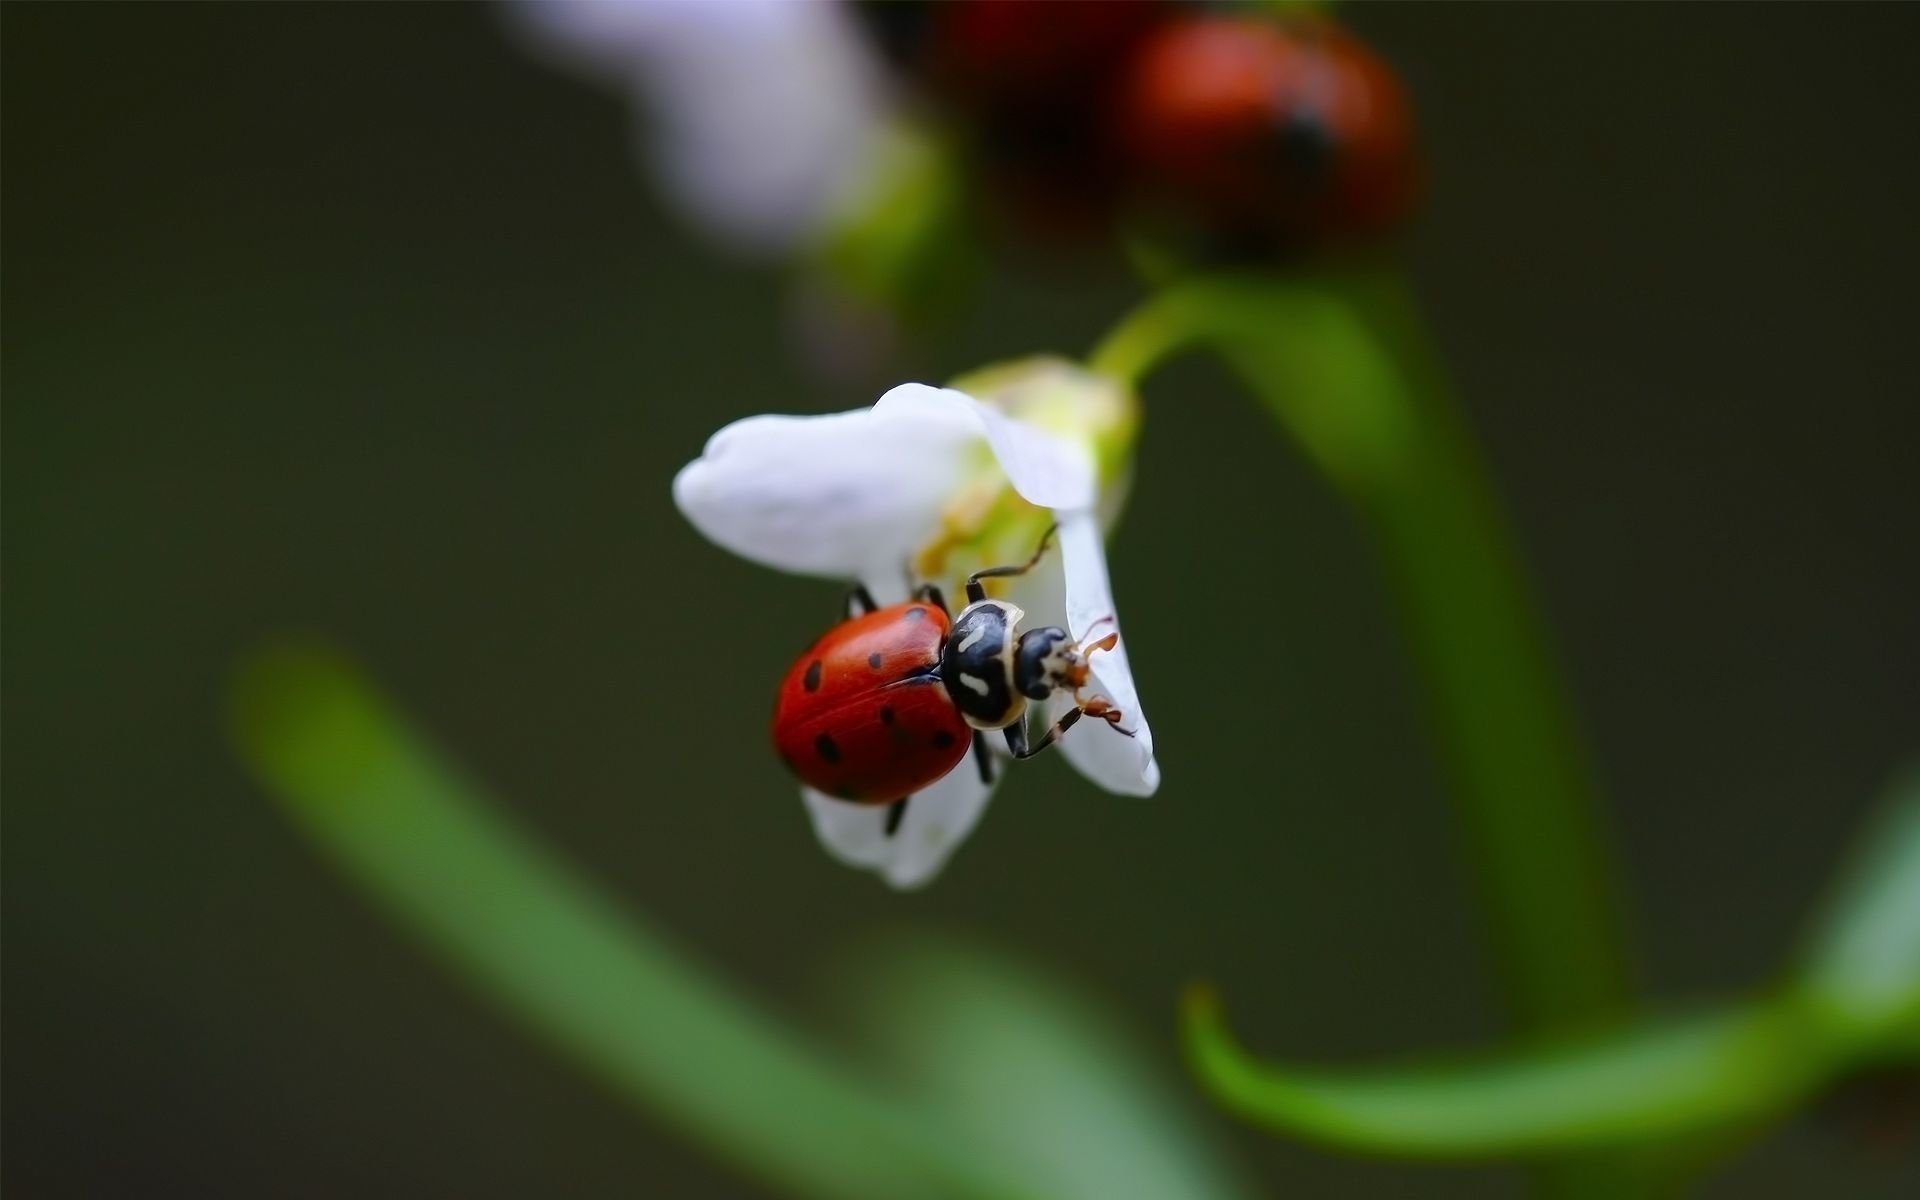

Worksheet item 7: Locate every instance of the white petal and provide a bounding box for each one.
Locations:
[507,0,885,252]
[874,384,1096,511]
[1054,512,1160,796]
[856,572,911,610]
[801,764,997,890]
[672,407,973,583]
[632,16,883,251]
[505,0,680,79]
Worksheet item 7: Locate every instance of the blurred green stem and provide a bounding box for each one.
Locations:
[1172,766,1920,1170]
[1097,270,1635,1198]
[230,644,1035,1200]
[1093,268,1631,1032]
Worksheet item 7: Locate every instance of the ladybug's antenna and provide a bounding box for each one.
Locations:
[965,523,1059,605]
[1076,614,1119,653]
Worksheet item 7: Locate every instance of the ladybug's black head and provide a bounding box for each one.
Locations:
[1013,626,1081,700]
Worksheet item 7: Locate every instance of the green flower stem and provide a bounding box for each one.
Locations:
[229,643,1036,1200]
[1168,767,1920,1162]
[1179,985,1830,1159]
[1093,268,1630,1032]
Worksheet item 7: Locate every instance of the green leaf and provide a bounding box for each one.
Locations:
[1797,766,1920,1040]
[842,938,1258,1200]
[229,642,1033,1200]
[1180,986,1837,1159]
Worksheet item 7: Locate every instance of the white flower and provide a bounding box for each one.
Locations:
[506,0,888,255]
[673,360,1159,888]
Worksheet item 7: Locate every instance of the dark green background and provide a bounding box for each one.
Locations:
[7,3,1917,1196]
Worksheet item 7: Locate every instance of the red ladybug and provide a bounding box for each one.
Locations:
[1118,15,1419,245]
[772,527,1129,835]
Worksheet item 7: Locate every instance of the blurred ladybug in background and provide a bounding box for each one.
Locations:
[772,527,1129,836]
[921,0,1170,235]
[855,2,1416,252]
[826,0,1420,342]
[1117,14,1420,248]
[857,0,1173,238]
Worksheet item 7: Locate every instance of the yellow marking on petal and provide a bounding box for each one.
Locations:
[948,356,1141,486]
[912,359,1137,602]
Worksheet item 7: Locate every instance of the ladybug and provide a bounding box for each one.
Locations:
[1117,15,1419,246]
[772,527,1129,835]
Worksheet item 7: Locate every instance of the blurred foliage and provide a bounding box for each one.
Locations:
[1799,771,1920,1035]
[230,641,1254,1200]
[813,123,980,333]
[841,938,1261,1200]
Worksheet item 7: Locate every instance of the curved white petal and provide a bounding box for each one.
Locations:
[801,764,997,890]
[673,407,973,582]
[1053,511,1160,796]
[874,385,1096,511]
[675,387,1099,587]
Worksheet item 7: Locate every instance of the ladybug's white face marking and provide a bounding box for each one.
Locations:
[956,673,992,697]
[1049,640,1083,686]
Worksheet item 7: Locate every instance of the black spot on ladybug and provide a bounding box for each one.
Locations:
[879,706,896,725]
[815,733,841,764]
[868,652,884,670]
[903,606,928,621]
[802,660,823,692]
[1274,107,1338,181]
[931,731,956,749]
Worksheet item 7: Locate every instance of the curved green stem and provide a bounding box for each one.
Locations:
[1179,984,1830,1160]
[1097,268,1632,1032]
[1170,765,1920,1168]
[229,643,1038,1200]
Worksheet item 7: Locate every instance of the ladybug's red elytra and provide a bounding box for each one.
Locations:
[1118,15,1419,245]
[772,526,1130,835]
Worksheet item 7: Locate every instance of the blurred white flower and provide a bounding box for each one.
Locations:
[673,362,1159,886]
[507,0,888,254]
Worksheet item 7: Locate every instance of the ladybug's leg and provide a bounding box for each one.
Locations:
[845,583,879,618]
[971,730,995,785]
[913,582,950,616]
[1003,706,1084,759]
[965,523,1059,605]
[884,797,909,837]
[1078,696,1136,736]
[1003,698,1133,760]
